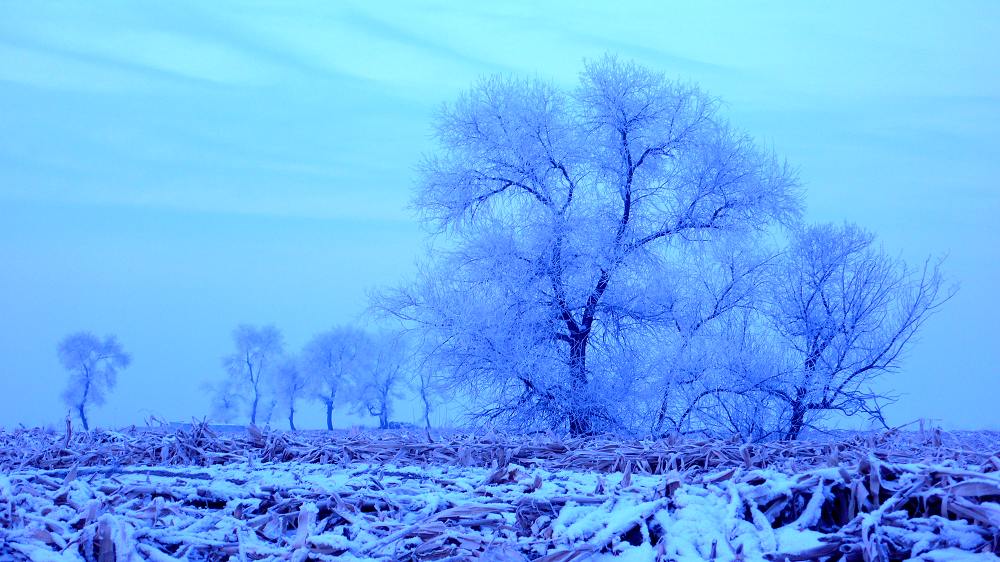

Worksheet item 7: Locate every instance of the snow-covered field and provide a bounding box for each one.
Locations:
[2,426,1000,561]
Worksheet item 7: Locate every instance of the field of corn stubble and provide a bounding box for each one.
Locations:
[2,423,1000,561]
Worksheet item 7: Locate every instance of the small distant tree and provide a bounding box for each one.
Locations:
[204,378,243,423]
[58,332,130,430]
[414,369,438,430]
[350,333,408,429]
[220,324,284,425]
[270,357,310,430]
[766,223,951,439]
[300,327,372,430]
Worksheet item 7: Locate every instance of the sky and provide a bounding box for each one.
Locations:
[0,1,997,431]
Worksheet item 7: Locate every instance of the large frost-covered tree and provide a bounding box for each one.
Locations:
[58,332,131,431]
[220,324,284,425]
[764,223,949,439]
[380,57,800,435]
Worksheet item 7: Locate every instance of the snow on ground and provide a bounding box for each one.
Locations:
[2,458,999,561]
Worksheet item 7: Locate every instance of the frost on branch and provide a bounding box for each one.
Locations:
[762,223,951,439]
[379,56,801,436]
[58,332,131,431]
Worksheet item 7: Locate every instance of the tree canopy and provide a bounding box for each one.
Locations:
[381,56,801,435]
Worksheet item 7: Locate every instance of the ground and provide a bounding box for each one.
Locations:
[2,425,999,561]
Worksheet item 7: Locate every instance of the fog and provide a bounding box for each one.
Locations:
[1,1,997,430]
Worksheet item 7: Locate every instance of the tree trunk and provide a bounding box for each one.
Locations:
[250,394,259,426]
[325,401,334,431]
[787,360,816,441]
[379,411,389,430]
[786,399,807,440]
[653,389,671,436]
[79,372,91,431]
[77,404,89,431]
[288,407,296,431]
[420,385,432,430]
[568,334,592,437]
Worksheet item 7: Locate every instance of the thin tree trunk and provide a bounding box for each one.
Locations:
[420,382,431,430]
[288,406,296,431]
[79,370,91,431]
[325,401,333,430]
[246,355,257,425]
[653,388,671,436]
[77,404,89,431]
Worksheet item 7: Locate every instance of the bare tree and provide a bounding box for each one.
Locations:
[220,324,284,425]
[204,378,243,424]
[270,357,310,430]
[379,56,799,435]
[58,332,130,431]
[765,223,951,439]
[415,369,436,430]
[300,327,372,430]
[348,332,408,430]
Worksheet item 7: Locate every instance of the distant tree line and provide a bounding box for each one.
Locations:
[205,324,417,431]
[57,324,428,432]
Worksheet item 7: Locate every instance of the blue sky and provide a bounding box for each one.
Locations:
[1,1,997,430]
